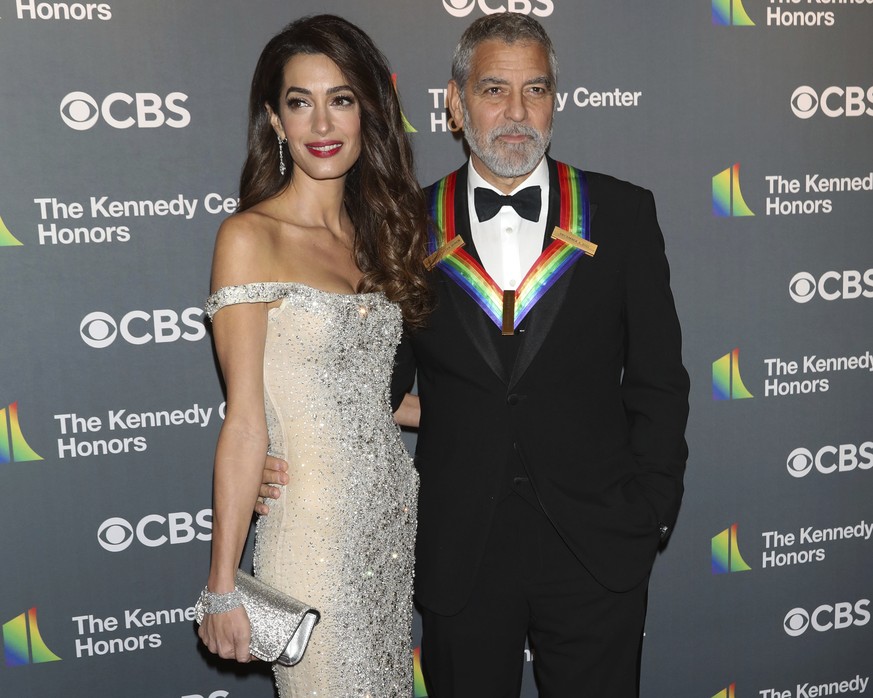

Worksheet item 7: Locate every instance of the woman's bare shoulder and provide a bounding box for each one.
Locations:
[211,209,284,288]
[216,206,282,245]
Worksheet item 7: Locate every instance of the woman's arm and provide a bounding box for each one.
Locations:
[198,217,271,662]
[393,392,420,428]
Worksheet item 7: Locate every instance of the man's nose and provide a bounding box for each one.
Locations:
[504,91,527,122]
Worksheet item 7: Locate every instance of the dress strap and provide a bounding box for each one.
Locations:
[204,283,292,319]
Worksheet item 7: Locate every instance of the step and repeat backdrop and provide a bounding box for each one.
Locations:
[1,1,871,696]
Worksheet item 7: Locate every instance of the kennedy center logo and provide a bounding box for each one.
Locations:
[392,74,417,133]
[712,349,754,401]
[2,608,61,666]
[712,685,737,698]
[0,212,24,246]
[413,646,427,697]
[1,402,43,463]
[712,524,752,574]
[712,0,755,26]
[713,164,755,217]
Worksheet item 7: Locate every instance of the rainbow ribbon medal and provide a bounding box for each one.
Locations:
[428,162,591,334]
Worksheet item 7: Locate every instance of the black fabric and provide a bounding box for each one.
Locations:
[474,185,542,222]
[419,491,649,698]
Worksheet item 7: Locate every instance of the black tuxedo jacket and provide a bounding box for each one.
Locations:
[392,158,690,615]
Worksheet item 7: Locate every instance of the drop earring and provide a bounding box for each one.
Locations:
[278,137,287,176]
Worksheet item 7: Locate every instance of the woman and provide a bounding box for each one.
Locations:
[197,15,431,696]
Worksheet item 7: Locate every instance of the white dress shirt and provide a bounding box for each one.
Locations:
[466,158,549,291]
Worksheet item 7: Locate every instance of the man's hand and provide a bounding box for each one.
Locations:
[256,455,288,516]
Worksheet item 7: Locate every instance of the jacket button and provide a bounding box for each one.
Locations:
[507,394,519,406]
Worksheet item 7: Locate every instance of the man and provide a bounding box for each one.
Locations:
[261,13,689,697]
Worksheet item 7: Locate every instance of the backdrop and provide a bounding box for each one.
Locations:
[1,1,871,696]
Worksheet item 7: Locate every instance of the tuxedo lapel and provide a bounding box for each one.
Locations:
[507,159,598,389]
[442,166,509,384]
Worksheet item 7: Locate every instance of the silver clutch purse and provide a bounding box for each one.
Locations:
[195,569,320,666]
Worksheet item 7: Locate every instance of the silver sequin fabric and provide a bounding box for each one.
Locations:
[207,282,418,697]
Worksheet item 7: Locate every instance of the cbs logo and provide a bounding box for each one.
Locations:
[97,510,212,552]
[784,600,870,636]
[442,0,554,17]
[80,308,205,348]
[789,269,873,303]
[60,91,191,130]
[787,443,873,478]
[791,85,873,119]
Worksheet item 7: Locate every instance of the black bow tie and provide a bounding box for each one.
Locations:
[474,186,542,223]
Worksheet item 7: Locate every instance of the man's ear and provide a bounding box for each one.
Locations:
[447,80,464,130]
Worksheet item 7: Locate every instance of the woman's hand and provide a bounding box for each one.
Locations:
[198,606,255,662]
[256,455,289,516]
[393,392,420,428]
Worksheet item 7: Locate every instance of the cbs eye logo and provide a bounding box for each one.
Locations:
[80,311,118,348]
[786,448,815,477]
[98,517,135,552]
[790,86,818,119]
[60,91,101,130]
[788,272,817,303]
[60,90,191,130]
[442,0,476,15]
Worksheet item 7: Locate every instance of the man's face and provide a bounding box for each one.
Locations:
[448,39,554,188]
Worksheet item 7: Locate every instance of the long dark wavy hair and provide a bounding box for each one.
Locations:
[238,14,432,328]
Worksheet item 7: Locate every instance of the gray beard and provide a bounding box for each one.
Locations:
[461,106,552,179]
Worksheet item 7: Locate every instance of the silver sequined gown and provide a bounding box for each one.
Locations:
[206,283,418,698]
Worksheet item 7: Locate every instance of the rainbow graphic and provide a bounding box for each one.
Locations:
[2,608,62,666]
[0,402,43,463]
[712,682,738,698]
[712,524,752,575]
[0,212,23,247]
[712,163,755,217]
[392,74,417,133]
[413,646,428,697]
[712,0,755,26]
[712,349,754,401]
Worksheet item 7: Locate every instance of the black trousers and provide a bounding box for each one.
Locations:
[419,489,649,697]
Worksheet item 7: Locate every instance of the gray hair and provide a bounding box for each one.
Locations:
[451,13,559,93]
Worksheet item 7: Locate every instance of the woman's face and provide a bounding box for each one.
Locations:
[268,53,362,183]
